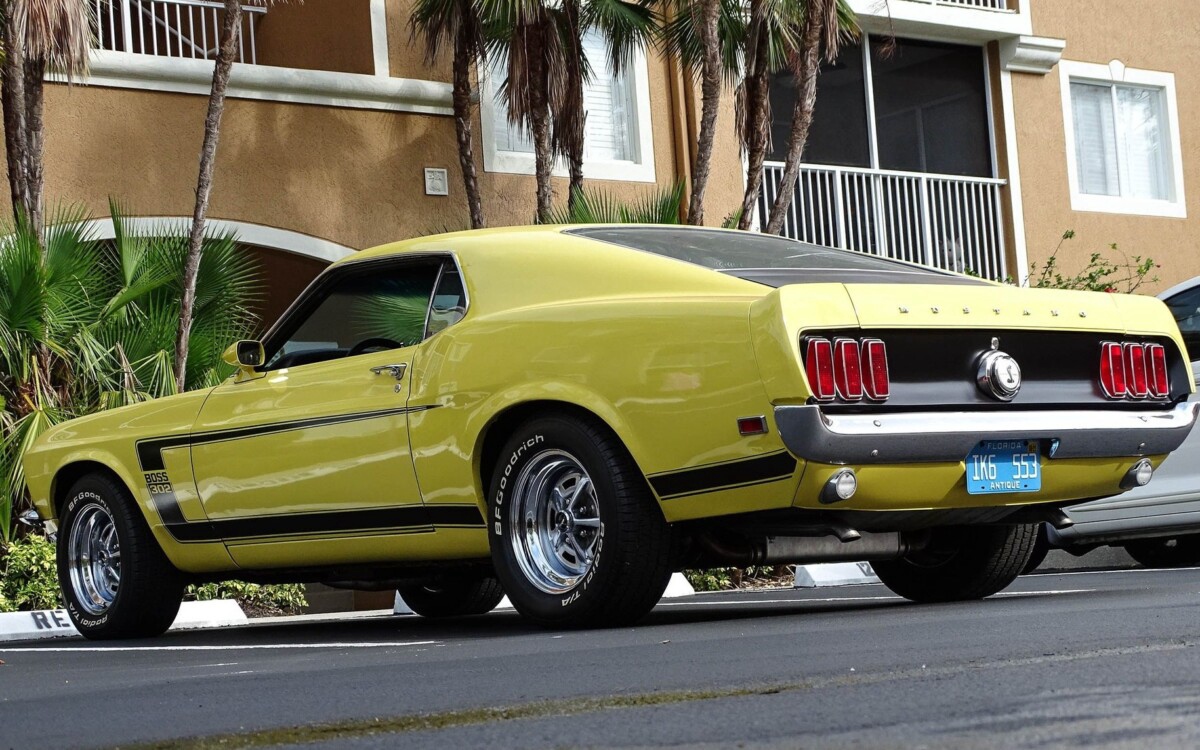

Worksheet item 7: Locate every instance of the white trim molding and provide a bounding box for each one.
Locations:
[68,50,452,115]
[370,0,390,77]
[1001,35,1066,75]
[1059,59,1187,219]
[83,217,355,263]
[998,67,1030,284]
[479,47,656,183]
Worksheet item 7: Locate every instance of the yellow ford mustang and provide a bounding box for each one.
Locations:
[21,225,1199,638]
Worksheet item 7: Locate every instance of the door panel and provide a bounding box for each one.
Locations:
[191,349,427,563]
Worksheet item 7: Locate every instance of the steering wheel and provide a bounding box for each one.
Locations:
[347,337,404,357]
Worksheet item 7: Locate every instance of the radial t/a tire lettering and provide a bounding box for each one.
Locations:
[57,473,185,640]
[487,413,673,628]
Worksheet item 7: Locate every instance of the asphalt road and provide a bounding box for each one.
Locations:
[5,568,1200,750]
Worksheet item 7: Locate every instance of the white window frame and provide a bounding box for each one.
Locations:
[479,44,656,183]
[1059,60,1186,219]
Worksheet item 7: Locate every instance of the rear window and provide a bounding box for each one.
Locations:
[566,226,983,287]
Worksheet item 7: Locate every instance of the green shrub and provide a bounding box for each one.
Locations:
[1031,231,1158,293]
[0,534,60,612]
[187,581,307,617]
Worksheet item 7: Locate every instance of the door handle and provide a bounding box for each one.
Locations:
[370,363,408,382]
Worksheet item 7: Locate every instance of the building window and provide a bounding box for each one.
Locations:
[768,36,994,178]
[1060,61,1186,218]
[480,30,656,182]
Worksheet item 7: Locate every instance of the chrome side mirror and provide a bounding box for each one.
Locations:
[222,340,265,369]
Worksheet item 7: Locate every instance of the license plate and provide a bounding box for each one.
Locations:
[966,440,1041,495]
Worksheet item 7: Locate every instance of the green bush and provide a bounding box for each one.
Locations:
[187,581,307,617]
[0,534,60,612]
[1031,231,1158,293]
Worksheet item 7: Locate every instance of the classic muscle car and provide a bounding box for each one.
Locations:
[20,225,1199,639]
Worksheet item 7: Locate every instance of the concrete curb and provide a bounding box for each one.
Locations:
[794,562,881,588]
[0,599,247,643]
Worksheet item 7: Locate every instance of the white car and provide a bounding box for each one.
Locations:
[1040,275,1200,568]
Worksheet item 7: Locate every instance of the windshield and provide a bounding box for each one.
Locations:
[566,226,984,287]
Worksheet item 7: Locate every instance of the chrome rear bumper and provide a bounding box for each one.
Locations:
[774,402,1200,465]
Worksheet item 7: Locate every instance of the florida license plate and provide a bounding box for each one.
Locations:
[966,440,1041,495]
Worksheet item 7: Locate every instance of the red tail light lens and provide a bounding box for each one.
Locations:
[1124,342,1149,398]
[1146,343,1169,397]
[833,339,863,400]
[861,339,890,401]
[805,338,835,401]
[1099,341,1127,398]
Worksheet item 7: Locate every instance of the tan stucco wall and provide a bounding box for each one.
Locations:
[254,0,375,74]
[30,2,747,253]
[1016,1,1200,292]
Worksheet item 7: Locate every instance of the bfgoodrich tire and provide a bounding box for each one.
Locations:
[1123,535,1200,569]
[396,575,506,617]
[874,524,1037,603]
[487,413,673,628]
[57,473,184,640]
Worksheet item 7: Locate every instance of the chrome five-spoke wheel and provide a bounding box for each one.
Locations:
[508,449,602,594]
[67,502,121,615]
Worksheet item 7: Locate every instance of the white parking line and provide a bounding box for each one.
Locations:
[1034,566,1200,577]
[0,640,438,653]
[657,589,1094,607]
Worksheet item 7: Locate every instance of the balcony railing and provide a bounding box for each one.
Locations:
[760,162,1009,280]
[92,0,267,64]
[920,0,1013,10]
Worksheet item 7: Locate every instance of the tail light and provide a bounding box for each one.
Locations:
[805,338,835,401]
[1100,341,1170,400]
[833,339,863,400]
[1124,343,1148,399]
[861,338,890,400]
[804,336,889,403]
[1147,343,1169,397]
[1099,342,1126,398]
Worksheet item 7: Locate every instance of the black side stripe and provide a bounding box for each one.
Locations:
[157,504,485,543]
[648,451,797,500]
[136,406,432,472]
[133,404,483,543]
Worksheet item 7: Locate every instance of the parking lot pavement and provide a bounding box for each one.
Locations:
[3,568,1200,750]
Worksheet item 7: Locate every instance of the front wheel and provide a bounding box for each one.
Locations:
[57,473,185,640]
[874,524,1037,603]
[487,413,673,628]
[396,575,505,618]
[1123,535,1200,569]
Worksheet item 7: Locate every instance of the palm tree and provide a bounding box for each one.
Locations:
[1,0,92,236]
[660,0,742,225]
[763,0,851,235]
[411,0,488,229]
[484,0,557,222]
[0,203,259,540]
[738,0,854,230]
[553,0,656,211]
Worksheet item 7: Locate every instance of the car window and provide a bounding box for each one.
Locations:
[426,265,467,337]
[565,226,982,286]
[265,262,440,370]
[1165,285,1200,363]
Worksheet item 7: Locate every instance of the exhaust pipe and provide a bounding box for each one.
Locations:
[695,528,923,566]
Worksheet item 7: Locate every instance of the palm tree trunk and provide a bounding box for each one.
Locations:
[562,0,585,210]
[737,1,771,231]
[764,0,828,236]
[175,0,243,392]
[452,21,485,229]
[22,58,46,239]
[528,24,553,223]
[2,12,29,220]
[686,0,721,226]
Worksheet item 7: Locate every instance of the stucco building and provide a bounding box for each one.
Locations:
[24,0,1200,319]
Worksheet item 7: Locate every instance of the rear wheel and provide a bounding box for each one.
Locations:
[57,473,184,640]
[487,413,673,628]
[1123,535,1200,569]
[1021,524,1052,575]
[874,524,1037,603]
[396,575,505,618]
